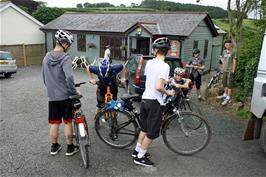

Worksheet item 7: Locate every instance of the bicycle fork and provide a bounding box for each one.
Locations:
[174,109,190,137]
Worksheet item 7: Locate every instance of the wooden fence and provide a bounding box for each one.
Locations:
[0,44,45,66]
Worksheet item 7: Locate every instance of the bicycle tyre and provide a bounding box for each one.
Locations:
[162,111,211,155]
[95,109,139,148]
[184,100,202,115]
[77,123,90,168]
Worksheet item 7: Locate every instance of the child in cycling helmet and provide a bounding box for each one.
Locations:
[42,29,79,156]
[87,58,126,114]
[172,67,192,89]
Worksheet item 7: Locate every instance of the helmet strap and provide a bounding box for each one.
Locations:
[58,41,68,52]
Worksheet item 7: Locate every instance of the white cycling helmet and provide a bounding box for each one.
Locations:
[55,30,74,45]
[174,67,186,77]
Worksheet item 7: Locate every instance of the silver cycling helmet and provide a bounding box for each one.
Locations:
[55,29,74,45]
[174,67,186,77]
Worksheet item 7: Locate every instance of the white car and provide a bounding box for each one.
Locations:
[0,51,17,78]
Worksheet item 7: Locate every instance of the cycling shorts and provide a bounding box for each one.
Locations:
[139,99,164,139]
[48,99,73,124]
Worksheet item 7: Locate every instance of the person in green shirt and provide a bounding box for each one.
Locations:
[217,39,237,105]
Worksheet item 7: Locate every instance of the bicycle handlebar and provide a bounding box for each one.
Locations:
[75,82,86,87]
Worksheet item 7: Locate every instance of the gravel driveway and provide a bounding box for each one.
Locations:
[0,66,265,177]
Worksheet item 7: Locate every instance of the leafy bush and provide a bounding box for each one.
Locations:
[32,7,65,24]
[234,20,264,101]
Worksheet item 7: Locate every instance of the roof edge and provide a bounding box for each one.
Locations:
[0,2,44,27]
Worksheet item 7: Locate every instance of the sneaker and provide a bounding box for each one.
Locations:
[198,95,202,100]
[184,96,190,101]
[217,95,226,99]
[50,143,62,155]
[131,150,151,158]
[221,98,230,106]
[134,156,154,167]
[65,144,79,156]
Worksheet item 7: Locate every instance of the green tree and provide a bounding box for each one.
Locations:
[139,0,228,18]
[76,3,83,8]
[227,0,262,50]
[32,6,65,24]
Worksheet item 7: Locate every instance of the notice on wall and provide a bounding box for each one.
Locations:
[168,40,180,58]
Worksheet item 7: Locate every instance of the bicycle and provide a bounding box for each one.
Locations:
[70,82,90,168]
[72,56,89,69]
[165,78,202,115]
[208,71,223,88]
[94,88,211,155]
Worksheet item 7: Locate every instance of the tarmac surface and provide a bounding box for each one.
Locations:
[0,66,265,177]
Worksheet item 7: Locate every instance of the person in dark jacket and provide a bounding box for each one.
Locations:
[42,30,79,156]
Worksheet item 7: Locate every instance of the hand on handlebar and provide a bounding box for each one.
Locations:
[166,90,175,96]
[120,78,126,84]
[89,78,97,85]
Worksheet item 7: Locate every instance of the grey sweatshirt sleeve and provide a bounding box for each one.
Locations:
[42,66,46,86]
[62,57,78,95]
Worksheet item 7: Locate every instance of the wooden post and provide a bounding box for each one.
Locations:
[22,44,27,66]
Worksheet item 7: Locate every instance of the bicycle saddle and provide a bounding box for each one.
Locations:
[69,94,83,99]
[120,94,140,102]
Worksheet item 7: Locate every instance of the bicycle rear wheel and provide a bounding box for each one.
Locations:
[77,123,90,168]
[95,109,138,148]
[162,111,211,155]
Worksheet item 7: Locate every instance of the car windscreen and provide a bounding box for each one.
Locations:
[0,53,13,60]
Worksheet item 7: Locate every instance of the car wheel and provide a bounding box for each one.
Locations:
[4,73,11,78]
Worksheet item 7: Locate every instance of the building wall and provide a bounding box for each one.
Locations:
[0,7,44,45]
[211,34,224,69]
[182,20,214,71]
[46,32,100,63]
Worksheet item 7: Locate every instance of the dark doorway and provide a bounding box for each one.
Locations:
[136,37,150,55]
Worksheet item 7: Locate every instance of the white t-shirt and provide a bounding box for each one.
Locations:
[104,48,110,59]
[142,58,170,105]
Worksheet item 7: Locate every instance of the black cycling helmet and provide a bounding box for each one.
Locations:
[152,37,171,50]
[152,37,171,56]
[193,48,200,54]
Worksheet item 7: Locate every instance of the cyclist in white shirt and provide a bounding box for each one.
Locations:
[132,37,174,167]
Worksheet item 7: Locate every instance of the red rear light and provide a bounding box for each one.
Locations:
[75,117,85,124]
[181,61,184,68]
[134,57,144,85]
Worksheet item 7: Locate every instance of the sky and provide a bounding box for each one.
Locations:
[43,0,227,10]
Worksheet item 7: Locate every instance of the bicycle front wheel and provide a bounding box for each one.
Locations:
[162,111,211,155]
[77,123,90,168]
[95,109,139,148]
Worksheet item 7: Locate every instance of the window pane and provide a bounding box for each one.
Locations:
[204,40,208,58]
[77,34,86,52]
[193,40,198,50]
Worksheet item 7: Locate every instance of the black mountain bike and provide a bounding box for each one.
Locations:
[70,82,90,168]
[208,71,223,88]
[94,92,211,155]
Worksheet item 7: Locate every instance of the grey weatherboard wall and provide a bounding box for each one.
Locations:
[182,20,213,71]
[46,32,100,63]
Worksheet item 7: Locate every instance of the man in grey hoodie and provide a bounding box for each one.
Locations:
[42,30,79,156]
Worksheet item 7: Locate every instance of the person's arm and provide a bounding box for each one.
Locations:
[62,57,78,95]
[232,52,237,73]
[186,59,193,68]
[86,65,97,85]
[120,64,126,83]
[198,60,205,70]
[156,65,174,96]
